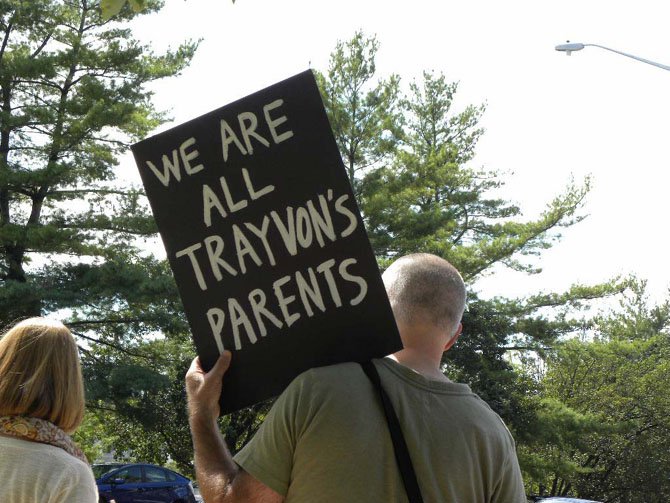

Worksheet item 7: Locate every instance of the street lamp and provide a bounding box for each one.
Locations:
[555,41,670,72]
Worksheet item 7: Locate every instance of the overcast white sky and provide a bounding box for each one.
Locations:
[125,0,670,303]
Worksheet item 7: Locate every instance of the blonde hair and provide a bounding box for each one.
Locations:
[0,317,85,434]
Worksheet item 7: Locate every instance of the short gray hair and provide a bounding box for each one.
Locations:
[383,254,466,331]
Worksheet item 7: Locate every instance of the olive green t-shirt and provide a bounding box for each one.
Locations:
[234,357,525,502]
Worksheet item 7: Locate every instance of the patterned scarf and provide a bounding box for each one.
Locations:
[0,416,88,463]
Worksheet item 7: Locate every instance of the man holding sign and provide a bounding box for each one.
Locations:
[186,254,526,502]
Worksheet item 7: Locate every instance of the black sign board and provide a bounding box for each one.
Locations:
[131,70,401,413]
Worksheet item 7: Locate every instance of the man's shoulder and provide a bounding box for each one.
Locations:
[282,361,370,400]
[273,361,368,416]
[296,361,362,385]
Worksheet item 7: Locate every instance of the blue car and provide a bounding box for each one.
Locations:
[94,463,197,503]
[536,498,603,503]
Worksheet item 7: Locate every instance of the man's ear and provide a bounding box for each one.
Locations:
[444,323,463,352]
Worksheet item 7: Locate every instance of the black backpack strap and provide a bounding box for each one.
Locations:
[360,361,424,503]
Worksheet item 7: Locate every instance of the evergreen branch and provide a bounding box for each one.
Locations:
[68,317,145,327]
[71,64,124,78]
[7,123,55,133]
[12,95,55,111]
[61,130,95,152]
[8,102,48,112]
[77,344,101,361]
[0,20,13,63]
[14,79,64,92]
[22,125,54,136]
[88,136,129,147]
[57,223,156,236]
[501,345,554,352]
[30,33,53,59]
[451,204,470,244]
[48,188,142,197]
[72,329,184,366]
[85,403,118,413]
[71,329,156,361]
[522,283,627,313]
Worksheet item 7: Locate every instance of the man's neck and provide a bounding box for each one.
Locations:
[388,349,449,382]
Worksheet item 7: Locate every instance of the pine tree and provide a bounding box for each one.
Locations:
[0,0,198,464]
[314,30,402,196]
[0,0,195,322]
[318,33,627,468]
[361,70,590,280]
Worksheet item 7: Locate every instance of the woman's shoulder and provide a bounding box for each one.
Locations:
[0,434,92,475]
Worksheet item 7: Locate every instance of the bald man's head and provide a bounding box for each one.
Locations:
[383,254,466,334]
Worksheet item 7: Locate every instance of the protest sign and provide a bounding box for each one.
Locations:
[131,70,401,413]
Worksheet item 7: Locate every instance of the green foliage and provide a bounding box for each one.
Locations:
[221,401,273,455]
[101,0,147,21]
[0,0,199,469]
[314,31,402,195]
[73,411,112,463]
[518,396,617,495]
[443,283,622,443]
[0,0,198,318]
[82,333,271,476]
[317,25,625,427]
[524,282,670,501]
[445,294,536,421]
[100,0,238,22]
[318,32,639,496]
[359,68,590,280]
[83,334,197,474]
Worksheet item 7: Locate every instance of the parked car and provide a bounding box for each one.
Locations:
[192,482,204,503]
[94,463,197,503]
[535,498,603,503]
[92,463,127,479]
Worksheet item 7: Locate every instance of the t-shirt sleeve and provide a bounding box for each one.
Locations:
[492,441,526,503]
[233,372,310,496]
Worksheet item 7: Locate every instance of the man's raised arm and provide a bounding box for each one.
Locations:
[185,353,284,503]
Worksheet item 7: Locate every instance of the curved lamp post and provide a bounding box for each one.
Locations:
[555,42,670,72]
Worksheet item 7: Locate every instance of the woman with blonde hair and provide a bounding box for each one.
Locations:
[0,317,98,502]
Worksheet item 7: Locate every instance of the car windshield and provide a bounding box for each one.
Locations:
[92,464,126,478]
[540,499,602,503]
